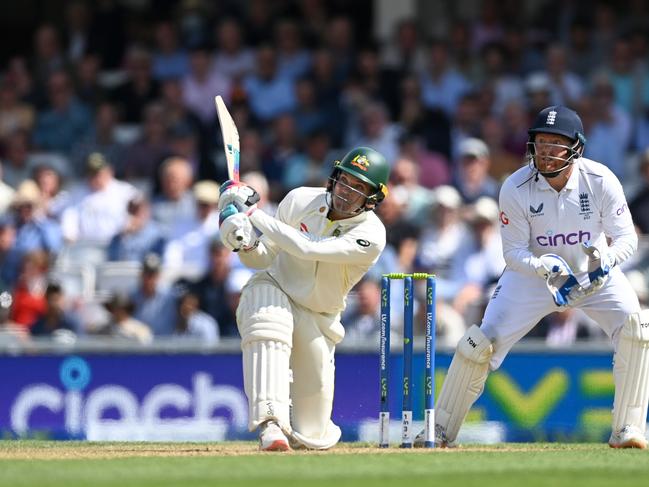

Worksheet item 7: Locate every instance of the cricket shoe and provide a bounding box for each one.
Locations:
[608,425,648,449]
[259,420,290,452]
[413,426,456,448]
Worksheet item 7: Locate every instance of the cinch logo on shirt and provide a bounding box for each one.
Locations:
[536,230,591,246]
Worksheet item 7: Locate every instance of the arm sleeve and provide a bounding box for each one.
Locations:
[499,180,545,277]
[249,208,384,265]
[601,174,637,265]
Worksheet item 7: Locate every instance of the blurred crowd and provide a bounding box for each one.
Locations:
[3,0,649,348]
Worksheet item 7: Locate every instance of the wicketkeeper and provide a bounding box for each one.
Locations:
[424,106,649,449]
[218,147,390,451]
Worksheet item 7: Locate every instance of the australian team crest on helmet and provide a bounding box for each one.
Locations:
[350,154,370,172]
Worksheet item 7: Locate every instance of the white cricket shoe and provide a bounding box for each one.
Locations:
[413,426,456,448]
[259,421,290,452]
[608,425,648,449]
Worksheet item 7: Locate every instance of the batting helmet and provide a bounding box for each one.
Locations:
[327,147,390,212]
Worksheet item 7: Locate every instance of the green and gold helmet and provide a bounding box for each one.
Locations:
[328,147,390,211]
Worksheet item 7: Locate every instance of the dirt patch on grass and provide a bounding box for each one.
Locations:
[0,442,603,460]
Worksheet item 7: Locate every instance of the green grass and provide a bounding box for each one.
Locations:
[0,442,647,487]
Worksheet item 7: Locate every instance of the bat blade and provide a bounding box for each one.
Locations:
[215,95,240,182]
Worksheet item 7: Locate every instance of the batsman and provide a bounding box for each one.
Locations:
[218,147,390,451]
[425,106,649,449]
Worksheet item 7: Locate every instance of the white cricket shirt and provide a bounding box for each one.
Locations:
[241,187,386,314]
[499,157,637,278]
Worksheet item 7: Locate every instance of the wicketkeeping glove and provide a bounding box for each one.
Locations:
[537,254,584,307]
[219,203,258,252]
[217,180,260,212]
[582,241,615,287]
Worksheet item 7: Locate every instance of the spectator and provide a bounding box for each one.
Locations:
[61,153,138,244]
[478,42,525,115]
[274,18,312,80]
[174,289,219,344]
[182,43,231,126]
[292,77,328,140]
[629,149,649,234]
[0,163,16,214]
[163,180,220,277]
[100,292,153,344]
[131,253,178,336]
[453,138,499,203]
[242,44,296,123]
[32,162,70,220]
[0,77,35,139]
[350,102,400,167]
[420,39,472,117]
[1,129,37,188]
[9,250,49,328]
[121,102,171,182]
[11,179,63,257]
[188,240,238,337]
[63,0,92,64]
[397,134,450,190]
[380,18,427,76]
[108,195,165,262]
[529,309,604,347]
[152,20,189,81]
[110,46,160,123]
[282,130,334,190]
[389,156,433,219]
[168,121,217,183]
[0,218,20,288]
[151,156,196,239]
[452,197,505,325]
[159,79,205,162]
[341,277,381,344]
[71,102,126,179]
[30,281,80,337]
[32,70,92,154]
[583,76,632,181]
[261,114,300,189]
[72,53,107,107]
[416,185,473,301]
[30,24,68,96]
[324,16,356,82]
[213,17,255,81]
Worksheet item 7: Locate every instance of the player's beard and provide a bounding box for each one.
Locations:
[326,185,366,217]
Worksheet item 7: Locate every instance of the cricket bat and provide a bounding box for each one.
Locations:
[215,95,240,182]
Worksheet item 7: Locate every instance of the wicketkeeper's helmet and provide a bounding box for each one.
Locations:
[527,105,586,178]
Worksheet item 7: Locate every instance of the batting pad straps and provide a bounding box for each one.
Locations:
[612,310,649,433]
[435,325,494,443]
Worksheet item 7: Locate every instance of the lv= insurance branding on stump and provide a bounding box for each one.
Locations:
[379,273,436,448]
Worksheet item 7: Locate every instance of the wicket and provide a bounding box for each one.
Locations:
[379,273,436,448]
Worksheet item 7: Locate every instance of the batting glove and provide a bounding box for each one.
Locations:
[217,180,260,213]
[219,204,259,252]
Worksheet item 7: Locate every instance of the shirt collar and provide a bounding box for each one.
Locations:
[536,160,580,192]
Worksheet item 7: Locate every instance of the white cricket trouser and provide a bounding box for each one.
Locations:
[481,266,640,370]
[237,271,344,445]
